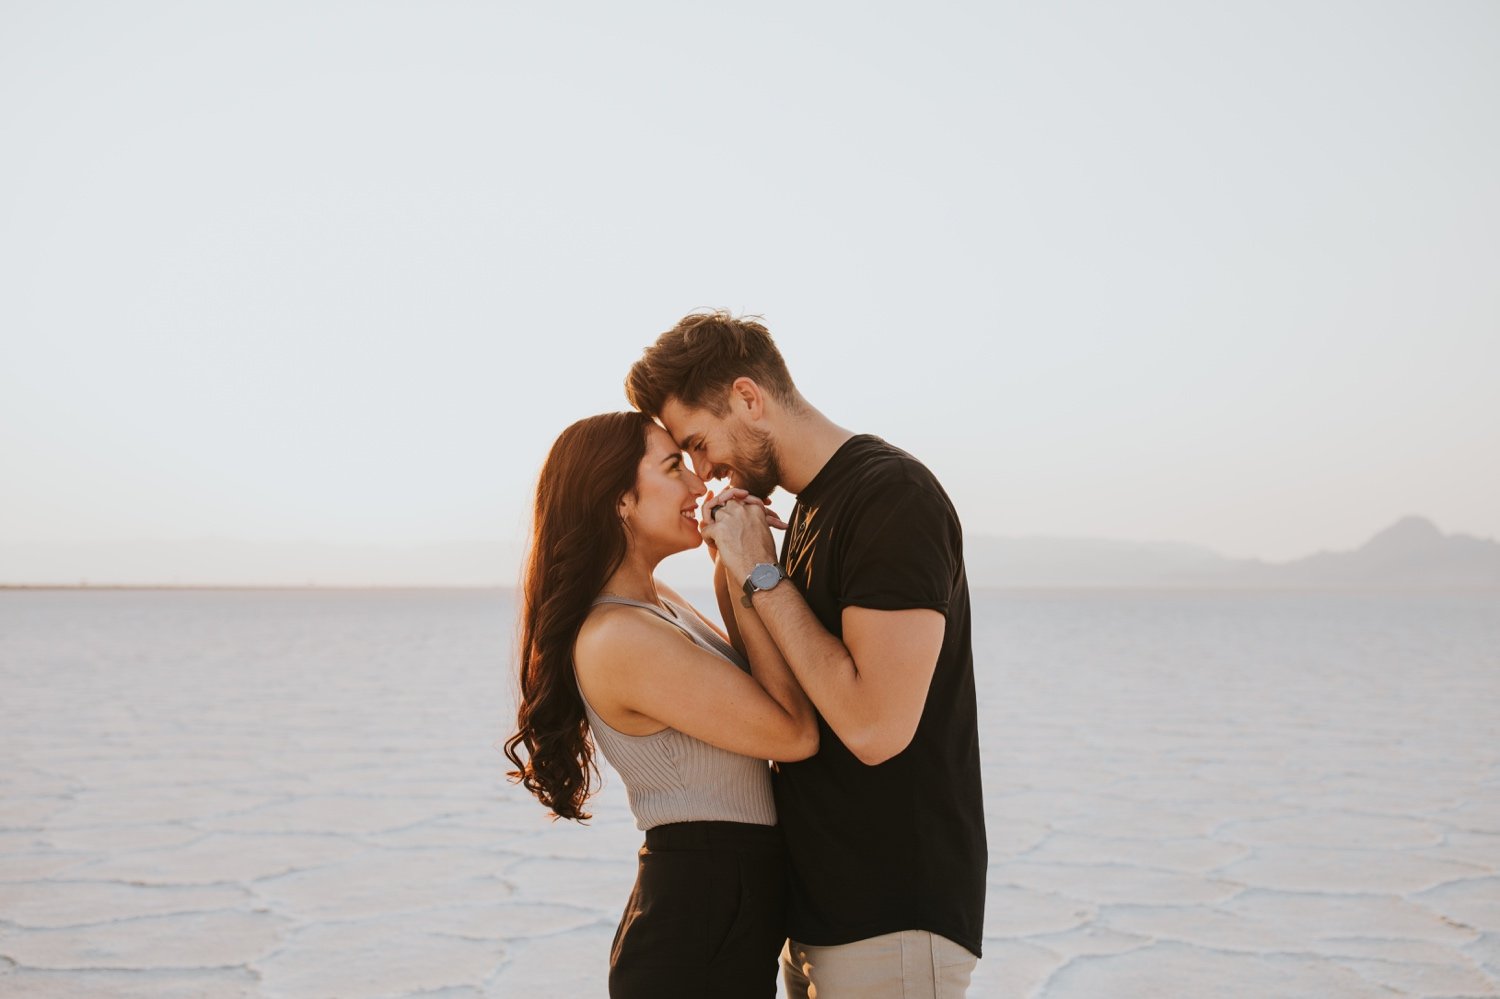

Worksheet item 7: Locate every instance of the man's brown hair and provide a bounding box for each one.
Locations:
[625,310,798,418]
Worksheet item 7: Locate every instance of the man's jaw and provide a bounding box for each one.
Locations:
[708,464,773,501]
[723,469,755,497]
[711,466,745,492]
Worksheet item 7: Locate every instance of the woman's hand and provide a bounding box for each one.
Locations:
[704,488,789,531]
[699,487,789,567]
[702,489,787,582]
[700,489,722,564]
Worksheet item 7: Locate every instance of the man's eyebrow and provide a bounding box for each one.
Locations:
[675,433,697,451]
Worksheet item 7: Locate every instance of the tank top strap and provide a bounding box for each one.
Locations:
[590,594,745,669]
[591,594,683,626]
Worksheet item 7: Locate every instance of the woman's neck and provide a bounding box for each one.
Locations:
[600,550,663,606]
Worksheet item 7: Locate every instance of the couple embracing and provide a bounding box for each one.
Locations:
[506,312,986,997]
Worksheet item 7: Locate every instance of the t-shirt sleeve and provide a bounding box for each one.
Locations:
[838,482,960,613]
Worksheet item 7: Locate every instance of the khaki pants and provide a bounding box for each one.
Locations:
[781,931,978,998]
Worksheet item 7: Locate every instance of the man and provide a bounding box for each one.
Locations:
[626,311,986,997]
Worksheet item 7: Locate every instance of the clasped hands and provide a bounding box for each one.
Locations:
[699,487,787,579]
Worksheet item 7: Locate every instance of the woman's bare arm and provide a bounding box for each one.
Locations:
[575,605,817,762]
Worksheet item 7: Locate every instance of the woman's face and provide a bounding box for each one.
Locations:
[622,423,708,558]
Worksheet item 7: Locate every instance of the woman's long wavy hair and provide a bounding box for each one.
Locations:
[505,411,653,821]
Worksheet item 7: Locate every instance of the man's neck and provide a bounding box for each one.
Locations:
[775,404,855,496]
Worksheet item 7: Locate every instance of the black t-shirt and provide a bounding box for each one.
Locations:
[773,434,987,957]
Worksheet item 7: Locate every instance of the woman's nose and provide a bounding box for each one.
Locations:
[687,470,707,496]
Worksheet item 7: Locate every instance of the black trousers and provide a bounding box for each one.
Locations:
[609,820,788,999]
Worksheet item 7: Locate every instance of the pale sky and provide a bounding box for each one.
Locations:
[3,1,1497,573]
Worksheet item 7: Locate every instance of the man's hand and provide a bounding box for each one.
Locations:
[701,489,785,581]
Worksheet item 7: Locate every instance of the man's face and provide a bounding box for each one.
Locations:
[659,396,783,500]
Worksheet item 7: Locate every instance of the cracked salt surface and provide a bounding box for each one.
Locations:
[2,587,1497,997]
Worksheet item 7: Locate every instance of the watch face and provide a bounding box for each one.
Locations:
[750,564,782,589]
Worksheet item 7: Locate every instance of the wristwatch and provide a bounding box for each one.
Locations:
[741,563,788,607]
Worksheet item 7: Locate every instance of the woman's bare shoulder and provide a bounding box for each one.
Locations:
[574,602,676,676]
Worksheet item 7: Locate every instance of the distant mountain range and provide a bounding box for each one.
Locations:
[964,516,1500,589]
[2,517,1496,589]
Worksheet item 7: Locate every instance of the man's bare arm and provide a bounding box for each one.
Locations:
[706,495,946,765]
[746,583,943,766]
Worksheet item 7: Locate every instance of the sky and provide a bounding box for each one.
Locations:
[2,1,1497,583]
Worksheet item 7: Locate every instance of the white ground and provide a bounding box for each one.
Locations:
[0,589,1496,997]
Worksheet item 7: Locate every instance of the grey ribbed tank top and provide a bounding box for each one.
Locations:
[578,595,777,831]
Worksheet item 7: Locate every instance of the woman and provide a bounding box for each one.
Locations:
[504,411,818,998]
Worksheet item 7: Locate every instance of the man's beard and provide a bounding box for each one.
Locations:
[730,424,782,500]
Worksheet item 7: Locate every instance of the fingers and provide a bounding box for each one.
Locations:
[715,488,766,507]
[713,489,786,526]
[715,497,787,527]
[740,499,788,530]
[710,498,789,533]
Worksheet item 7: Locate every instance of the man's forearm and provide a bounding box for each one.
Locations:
[748,583,876,737]
[712,503,942,766]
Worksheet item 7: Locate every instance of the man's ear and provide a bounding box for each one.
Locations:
[730,377,765,420]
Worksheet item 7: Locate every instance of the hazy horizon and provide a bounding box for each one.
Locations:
[4,2,1497,570]
[4,513,1495,589]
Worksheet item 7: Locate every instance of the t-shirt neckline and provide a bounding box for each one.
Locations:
[798,434,878,503]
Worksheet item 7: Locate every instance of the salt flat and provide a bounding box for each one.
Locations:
[1,588,1496,997]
